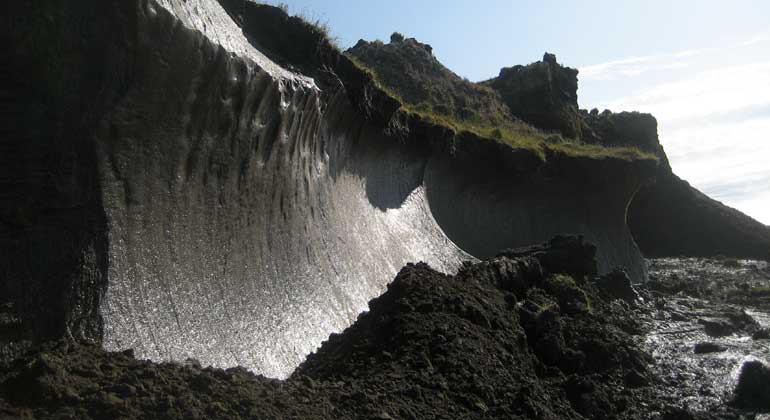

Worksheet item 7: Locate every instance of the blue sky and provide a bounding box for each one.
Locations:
[275,0,770,224]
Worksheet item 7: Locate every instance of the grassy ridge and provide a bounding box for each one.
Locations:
[259,3,657,163]
[346,54,657,162]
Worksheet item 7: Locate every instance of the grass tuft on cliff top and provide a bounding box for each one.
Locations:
[257,1,342,50]
[277,7,655,163]
[346,54,657,163]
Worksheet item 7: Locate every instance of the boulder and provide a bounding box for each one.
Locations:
[497,235,597,279]
[693,342,727,354]
[700,318,736,338]
[593,268,642,303]
[733,360,770,411]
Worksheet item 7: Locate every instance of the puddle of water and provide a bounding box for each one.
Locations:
[643,258,770,413]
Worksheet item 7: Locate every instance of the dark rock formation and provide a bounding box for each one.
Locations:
[489,58,770,261]
[347,33,513,126]
[582,104,770,262]
[630,170,770,261]
[5,241,763,419]
[753,329,770,340]
[593,268,642,303]
[733,360,770,411]
[497,235,598,280]
[582,109,665,156]
[484,53,589,140]
[699,308,758,337]
[692,342,727,354]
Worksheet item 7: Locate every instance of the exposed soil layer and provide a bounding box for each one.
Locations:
[630,171,770,261]
[2,238,768,419]
[347,34,513,126]
[345,25,770,262]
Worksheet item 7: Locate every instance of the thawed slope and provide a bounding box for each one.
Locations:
[424,143,650,281]
[350,37,770,262]
[92,0,470,378]
[1,0,655,378]
[97,0,653,377]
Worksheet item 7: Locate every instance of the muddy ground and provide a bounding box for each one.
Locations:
[1,238,769,419]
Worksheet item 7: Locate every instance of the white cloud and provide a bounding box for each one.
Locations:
[735,29,770,47]
[579,49,706,81]
[579,32,770,82]
[600,62,770,122]
[583,39,770,225]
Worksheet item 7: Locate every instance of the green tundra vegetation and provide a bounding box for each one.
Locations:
[346,54,656,162]
[264,2,656,163]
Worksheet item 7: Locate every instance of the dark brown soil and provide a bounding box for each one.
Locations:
[3,236,753,420]
[347,35,513,127]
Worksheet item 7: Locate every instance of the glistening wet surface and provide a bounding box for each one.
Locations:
[642,258,770,414]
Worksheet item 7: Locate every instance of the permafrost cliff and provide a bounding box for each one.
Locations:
[2,0,769,384]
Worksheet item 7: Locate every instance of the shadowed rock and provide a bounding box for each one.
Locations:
[484,53,587,140]
[733,360,770,411]
[497,235,598,279]
[594,268,642,303]
[753,329,770,340]
[693,342,727,354]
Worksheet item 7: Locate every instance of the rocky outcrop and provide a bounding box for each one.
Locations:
[582,109,666,157]
[733,361,770,411]
[593,269,642,303]
[485,54,770,261]
[420,129,655,282]
[582,110,770,261]
[484,53,590,140]
[347,34,513,125]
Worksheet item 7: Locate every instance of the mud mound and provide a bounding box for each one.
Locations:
[296,237,655,419]
[0,236,666,419]
[5,240,766,419]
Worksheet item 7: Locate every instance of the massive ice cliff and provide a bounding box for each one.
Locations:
[0,0,681,379]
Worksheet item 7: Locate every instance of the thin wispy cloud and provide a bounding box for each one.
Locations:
[579,49,706,81]
[580,35,770,224]
[601,62,770,121]
[579,33,770,82]
[736,29,770,47]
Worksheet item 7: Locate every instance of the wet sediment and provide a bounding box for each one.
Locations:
[3,240,770,419]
